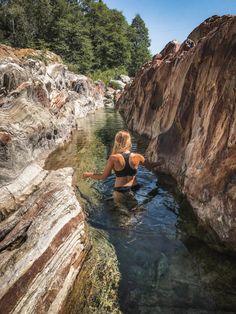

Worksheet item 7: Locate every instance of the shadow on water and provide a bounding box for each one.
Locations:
[44,107,236,314]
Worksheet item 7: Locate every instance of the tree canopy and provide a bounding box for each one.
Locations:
[128,14,151,76]
[0,0,151,76]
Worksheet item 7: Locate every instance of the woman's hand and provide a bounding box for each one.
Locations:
[82,157,113,180]
[83,172,94,179]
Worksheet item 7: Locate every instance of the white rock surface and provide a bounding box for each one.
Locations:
[0,45,103,313]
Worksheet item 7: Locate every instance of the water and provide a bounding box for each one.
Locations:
[45,107,236,314]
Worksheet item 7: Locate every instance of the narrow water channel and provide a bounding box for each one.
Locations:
[45,107,236,314]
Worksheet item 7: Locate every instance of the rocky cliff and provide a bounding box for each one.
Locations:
[117,15,236,252]
[0,45,104,312]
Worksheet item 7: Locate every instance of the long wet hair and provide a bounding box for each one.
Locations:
[112,130,132,154]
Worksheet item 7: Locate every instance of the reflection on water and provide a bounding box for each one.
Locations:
[45,108,236,314]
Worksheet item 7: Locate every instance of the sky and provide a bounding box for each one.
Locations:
[103,0,236,55]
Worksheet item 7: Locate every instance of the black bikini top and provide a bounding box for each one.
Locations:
[114,152,137,177]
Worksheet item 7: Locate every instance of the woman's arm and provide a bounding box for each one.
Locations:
[138,154,145,165]
[83,156,114,180]
[131,153,145,167]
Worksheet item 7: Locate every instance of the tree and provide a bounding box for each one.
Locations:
[128,14,151,76]
[0,0,33,47]
[50,5,94,73]
[0,0,151,76]
[28,0,53,46]
[0,0,53,48]
[84,1,131,71]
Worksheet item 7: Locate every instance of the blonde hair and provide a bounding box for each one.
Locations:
[112,130,132,154]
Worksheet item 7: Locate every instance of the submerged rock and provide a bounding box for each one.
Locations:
[63,228,121,314]
[117,15,236,252]
[0,45,104,312]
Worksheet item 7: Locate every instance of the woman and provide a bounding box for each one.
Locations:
[83,130,145,193]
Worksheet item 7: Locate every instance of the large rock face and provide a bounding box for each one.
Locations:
[0,45,104,312]
[117,15,236,251]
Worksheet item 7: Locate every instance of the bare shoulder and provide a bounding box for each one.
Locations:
[109,154,120,162]
[131,153,145,164]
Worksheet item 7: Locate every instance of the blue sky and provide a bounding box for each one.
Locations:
[103,0,236,54]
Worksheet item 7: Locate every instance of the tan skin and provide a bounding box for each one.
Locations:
[83,151,145,188]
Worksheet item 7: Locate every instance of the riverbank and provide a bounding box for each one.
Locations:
[0,45,104,312]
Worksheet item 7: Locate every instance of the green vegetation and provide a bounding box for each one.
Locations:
[89,66,128,85]
[0,0,151,77]
[128,14,152,76]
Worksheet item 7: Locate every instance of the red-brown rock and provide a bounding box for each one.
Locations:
[117,15,236,252]
[0,132,11,145]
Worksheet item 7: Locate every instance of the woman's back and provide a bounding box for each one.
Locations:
[83,130,145,191]
[112,152,144,188]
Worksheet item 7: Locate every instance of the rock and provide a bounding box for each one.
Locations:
[105,87,116,100]
[159,40,180,59]
[0,44,104,185]
[103,98,114,108]
[0,167,90,313]
[0,44,63,64]
[188,15,232,42]
[103,87,116,108]
[109,79,126,90]
[117,15,236,252]
[104,76,131,106]
[94,79,106,95]
[117,74,131,84]
[0,45,104,312]
[152,53,162,62]
[179,38,195,51]
[114,90,122,102]
[0,62,29,93]
[0,132,11,145]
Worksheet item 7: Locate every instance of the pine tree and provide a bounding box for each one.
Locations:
[128,14,151,76]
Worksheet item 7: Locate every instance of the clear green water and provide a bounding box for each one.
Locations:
[45,107,236,314]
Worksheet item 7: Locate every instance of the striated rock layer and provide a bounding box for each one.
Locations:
[117,15,236,252]
[0,45,104,312]
[0,168,90,314]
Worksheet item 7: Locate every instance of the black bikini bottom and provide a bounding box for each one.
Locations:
[114,184,141,194]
